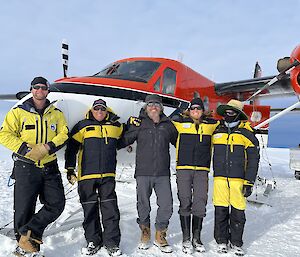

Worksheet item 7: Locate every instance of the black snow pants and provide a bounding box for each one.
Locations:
[78,177,121,248]
[13,160,65,241]
[214,206,246,247]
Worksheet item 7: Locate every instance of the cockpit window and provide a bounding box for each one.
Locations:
[162,68,176,95]
[94,61,161,83]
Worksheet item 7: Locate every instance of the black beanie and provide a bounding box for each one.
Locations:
[189,97,204,110]
[30,77,50,90]
[145,94,162,104]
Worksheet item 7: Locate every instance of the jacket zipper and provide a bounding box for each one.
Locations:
[40,114,43,144]
[35,117,39,144]
[45,120,48,144]
[154,123,158,176]
[193,123,200,169]
[226,126,231,187]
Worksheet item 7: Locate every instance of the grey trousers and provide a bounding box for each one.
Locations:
[136,176,173,230]
[176,170,208,217]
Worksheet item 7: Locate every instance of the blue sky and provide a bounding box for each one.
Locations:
[1,0,299,94]
[1,0,299,147]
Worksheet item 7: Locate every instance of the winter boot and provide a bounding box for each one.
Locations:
[105,245,122,256]
[180,215,193,254]
[217,243,228,254]
[230,243,245,256]
[81,242,101,256]
[154,229,172,253]
[192,216,205,253]
[13,246,45,257]
[138,225,151,250]
[18,230,42,254]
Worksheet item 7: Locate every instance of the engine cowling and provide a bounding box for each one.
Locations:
[290,44,300,94]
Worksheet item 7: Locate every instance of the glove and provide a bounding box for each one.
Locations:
[127,116,141,127]
[242,184,253,197]
[66,169,77,185]
[25,144,48,161]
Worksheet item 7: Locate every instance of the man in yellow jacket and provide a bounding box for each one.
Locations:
[0,77,69,256]
[212,99,260,256]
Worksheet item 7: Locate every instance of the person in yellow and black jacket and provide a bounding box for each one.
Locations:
[0,77,69,256]
[64,98,123,256]
[212,99,260,256]
[172,98,219,254]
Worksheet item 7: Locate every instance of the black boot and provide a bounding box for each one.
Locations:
[192,215,205,252]
[180,215,193,254]
[180,215,191,242]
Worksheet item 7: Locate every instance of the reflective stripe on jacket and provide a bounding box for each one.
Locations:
[65,110,123,181]
[172,115,219,171]
[212,121,260,184]
[0,98,69,167]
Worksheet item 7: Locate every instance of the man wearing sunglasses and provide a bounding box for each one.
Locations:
[65,99,123,256]
[0,76,69,256]
[172,98,219,254]
[212,99,260,256]
[119,94,177,253]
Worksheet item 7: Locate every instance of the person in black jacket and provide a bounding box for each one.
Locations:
[119,94,177,253]
[212,99,260,256]
[172,98,219,254]
[65,99,123,256]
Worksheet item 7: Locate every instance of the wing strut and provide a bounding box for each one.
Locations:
[254,99,300,129]
[247,60,300,101]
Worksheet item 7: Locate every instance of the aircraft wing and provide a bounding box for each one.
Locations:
[214,75,294,99]
[0,92,30,100]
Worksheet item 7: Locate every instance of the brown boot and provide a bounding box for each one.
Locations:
[138,225,151,250]
[18,230,42,253]
[154,229,172,253]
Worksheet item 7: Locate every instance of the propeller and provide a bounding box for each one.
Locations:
[62,39,69,77]
[246,58,300,101]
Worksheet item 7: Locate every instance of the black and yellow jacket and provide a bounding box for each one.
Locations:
[0,98,69,167]
[172,114,219,171]
[212,120,260,183]
[65,109,123,181]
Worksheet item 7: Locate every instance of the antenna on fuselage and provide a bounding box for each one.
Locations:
[177,52,184,62]
[62,39,69,77]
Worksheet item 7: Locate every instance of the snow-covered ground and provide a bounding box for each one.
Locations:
[0,144,299,256]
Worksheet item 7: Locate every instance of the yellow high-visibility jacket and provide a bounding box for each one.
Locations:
[172,115,219,171]
[0,98,69,167]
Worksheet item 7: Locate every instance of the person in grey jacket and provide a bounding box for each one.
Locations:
[119,94,177,253]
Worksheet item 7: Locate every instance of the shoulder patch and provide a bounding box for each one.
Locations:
[213,133,223,139]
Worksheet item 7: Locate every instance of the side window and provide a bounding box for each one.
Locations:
[162,68,176,95]
[153,77,161,92]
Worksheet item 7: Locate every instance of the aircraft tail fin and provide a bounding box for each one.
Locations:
[254,61,262,78]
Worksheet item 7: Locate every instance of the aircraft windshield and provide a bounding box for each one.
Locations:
[94,60,160,83]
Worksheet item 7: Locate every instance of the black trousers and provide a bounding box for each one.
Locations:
[13,160,65,241]
[214,206,246,247]
[78,177,121,247]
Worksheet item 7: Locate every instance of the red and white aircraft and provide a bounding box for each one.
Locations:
[2,42,300,138]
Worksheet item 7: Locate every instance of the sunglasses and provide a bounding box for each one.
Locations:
[147,102,161,108]
[225,110,237,116]
[93,106,107,111]
[190,106,202,111]
[32,85,49,91]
